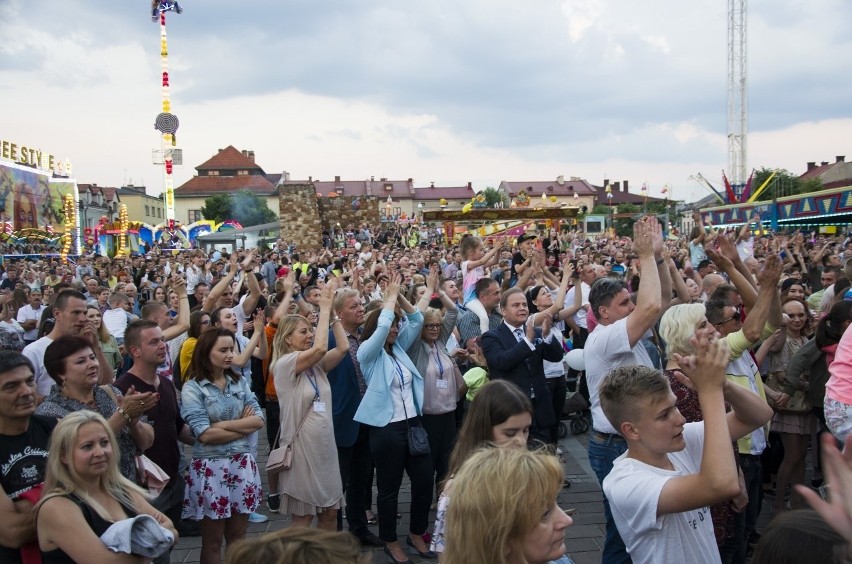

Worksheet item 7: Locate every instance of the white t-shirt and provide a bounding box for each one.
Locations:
[23,336,55,397]
[736,236,754,261]
[603,422,720,564]
[16,304,46,341]
[102,308,129,342]
[584,317,654,434]
[563,282,591,330]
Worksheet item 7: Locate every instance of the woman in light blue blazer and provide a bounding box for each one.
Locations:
[354,272,436,563]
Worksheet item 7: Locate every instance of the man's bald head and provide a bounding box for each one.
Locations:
[701,274,725,298]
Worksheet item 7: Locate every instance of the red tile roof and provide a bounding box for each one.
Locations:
[174,174,276,197]
[286,178,417,200]
[413,184,477,200]
[196,146,264,173]
[500,179,598,197]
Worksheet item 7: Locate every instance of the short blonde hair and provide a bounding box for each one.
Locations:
[659,303,707,358]
[443,447,564,564]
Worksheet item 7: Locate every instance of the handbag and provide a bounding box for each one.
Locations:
[267,403,311,473]
[99,385,171,494]
[137,454,170,496]
[765,371,810,413]
[399,372,431,457]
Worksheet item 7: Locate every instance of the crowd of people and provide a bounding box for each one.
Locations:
[4,213,852,563]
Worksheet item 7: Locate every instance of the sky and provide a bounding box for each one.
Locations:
[1,0,851,204]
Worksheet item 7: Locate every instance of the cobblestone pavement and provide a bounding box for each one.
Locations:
[170,418,779,563]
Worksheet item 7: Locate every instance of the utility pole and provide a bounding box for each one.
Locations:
[727,0,748,198]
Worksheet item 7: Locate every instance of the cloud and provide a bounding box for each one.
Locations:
[0,0,849,207]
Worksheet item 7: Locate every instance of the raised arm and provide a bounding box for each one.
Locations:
[203,254,238,313]
[294,284,333,375]
[657,338,739,515]
[240,250,262,316]
[738,254,782,343]
[625,217,663,347]
[161,274,189,341]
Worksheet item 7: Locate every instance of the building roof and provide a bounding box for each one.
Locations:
[196,145,264,173]
[283,177,417,200]
[77,183,119,203]
[500,178,598,198]
[589,180,667,206]
[799,156,852,190]
[413,183,478,201]
[174,174,277,197]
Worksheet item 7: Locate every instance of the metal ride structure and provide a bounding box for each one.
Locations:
[152,3,183,230]
[727,0,747,200]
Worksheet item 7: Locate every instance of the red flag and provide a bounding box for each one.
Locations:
[722,172,737,204]
[742,170,754,202]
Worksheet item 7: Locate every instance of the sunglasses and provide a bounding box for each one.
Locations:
[715,311,741,325]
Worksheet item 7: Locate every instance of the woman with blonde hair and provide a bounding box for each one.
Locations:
[269,283,349,529]
[225,527,369,564]
[86,304,123,375]
[443,447,574,564]
[36,411,177,562]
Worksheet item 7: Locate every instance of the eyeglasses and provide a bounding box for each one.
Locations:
[715,311,741,325]
[423,323,442,330]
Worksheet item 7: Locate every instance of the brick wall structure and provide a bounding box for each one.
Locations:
[279,185,381,250]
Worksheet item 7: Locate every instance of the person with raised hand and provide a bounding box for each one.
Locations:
[354,271,433,563]
[600,336,773,564]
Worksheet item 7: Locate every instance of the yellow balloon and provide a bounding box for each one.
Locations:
[462,203,472,213]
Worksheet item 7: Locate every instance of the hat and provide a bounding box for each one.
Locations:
[517,233,537,245]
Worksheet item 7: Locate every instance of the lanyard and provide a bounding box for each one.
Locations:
[432,345,444,379]
[305,368,320,401]
[391,356,406,391]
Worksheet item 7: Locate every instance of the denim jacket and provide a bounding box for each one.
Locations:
[180,376,263,459]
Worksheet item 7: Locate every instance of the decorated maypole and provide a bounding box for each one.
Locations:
[152,2,182,230]
[61,194,76,263]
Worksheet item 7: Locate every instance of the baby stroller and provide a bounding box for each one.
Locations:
[557,347,590,437]
[557,376,590,437]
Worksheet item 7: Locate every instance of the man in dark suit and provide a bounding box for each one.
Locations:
[481,287,564,445]
[327,288,383,547]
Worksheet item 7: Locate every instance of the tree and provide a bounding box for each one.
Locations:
[751,167,823,202]
[481,186,509,208]
[201,190,277,227]
[201,194,231,223]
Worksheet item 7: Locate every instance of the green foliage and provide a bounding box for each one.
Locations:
[200,194,231,223]
[201,190,277,227]
[751,167,823,202]
[481,186,509,208]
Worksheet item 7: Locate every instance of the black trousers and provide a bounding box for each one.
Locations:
[265,400,280,451]
[369,419,434,542]
[336,424,374,537]
[546,375,568,444]
[421,411,457,493]
[149,476,185,564]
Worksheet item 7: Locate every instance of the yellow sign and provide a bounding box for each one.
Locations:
[0,139,71,175]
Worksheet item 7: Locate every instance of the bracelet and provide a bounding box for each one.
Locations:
[655,257,665,266]
[116,407,132,423]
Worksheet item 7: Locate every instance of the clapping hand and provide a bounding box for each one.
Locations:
[671,335,729,393]
[796,434,852,544]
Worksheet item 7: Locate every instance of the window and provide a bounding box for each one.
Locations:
[157,207,162,218]
[237,170,249,176]
[145,205,149,216]
[207,170,220,176]
[384,183,393,191]
[188,210,202,222]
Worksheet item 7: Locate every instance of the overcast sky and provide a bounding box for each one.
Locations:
[1,0,850,203]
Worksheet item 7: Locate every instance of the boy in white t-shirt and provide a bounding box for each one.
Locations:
[599,338,773,564]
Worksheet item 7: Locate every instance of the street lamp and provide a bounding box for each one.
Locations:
[385,196,393,221]
[417,202,424,222]
[640,182,648,213]
[605,184,613,235]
